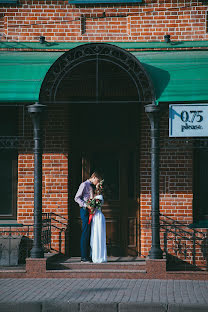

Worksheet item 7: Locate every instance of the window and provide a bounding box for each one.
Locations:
[193,148,208,222]
[0,106,18,220]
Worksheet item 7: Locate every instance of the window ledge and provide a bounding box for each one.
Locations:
[188,221,208,229]
[0,0,19,4]
[0,220,23,227]
[68,0,141,3]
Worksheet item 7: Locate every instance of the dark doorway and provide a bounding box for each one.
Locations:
[71,102,139,257]
[67,57,140,256]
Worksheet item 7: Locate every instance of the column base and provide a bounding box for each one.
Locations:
[30,246,44,259]
[26,258,47,277]
[146,259,167,277]
[148,247,163,259]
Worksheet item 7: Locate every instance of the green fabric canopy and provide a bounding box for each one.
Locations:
[0,50,208,103]
[134,51,208,103]
[0,52,62,103]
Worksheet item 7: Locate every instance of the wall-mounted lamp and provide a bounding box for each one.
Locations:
[164,34,171,43]
[39,36,46,44]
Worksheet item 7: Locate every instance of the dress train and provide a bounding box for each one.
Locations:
[90,208,107,263]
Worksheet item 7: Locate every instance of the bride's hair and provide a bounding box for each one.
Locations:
[90,171,103,181]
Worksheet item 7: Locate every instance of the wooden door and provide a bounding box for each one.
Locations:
[70,102,139,256]
[84,150,138,256]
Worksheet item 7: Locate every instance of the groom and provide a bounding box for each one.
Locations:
[74,172,101,262]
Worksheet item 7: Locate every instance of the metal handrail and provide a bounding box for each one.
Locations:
[42,212,68,226]
[0,213,69,265]
[160,214,208,270]
[160,214,205,235]
[42,212,68,253]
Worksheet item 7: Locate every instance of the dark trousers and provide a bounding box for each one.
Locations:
[80,207,90,259]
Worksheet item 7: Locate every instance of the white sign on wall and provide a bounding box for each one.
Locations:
[169,104,208,137]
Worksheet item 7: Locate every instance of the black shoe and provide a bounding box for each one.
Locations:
[81,258,90,263]
[87,257,92,263]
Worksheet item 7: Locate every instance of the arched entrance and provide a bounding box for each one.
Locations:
[40,43,155,257]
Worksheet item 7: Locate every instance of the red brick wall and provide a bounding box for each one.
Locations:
[139,109,207,269]
[0,13,4,37]
[0,0,207,42]
[159,111,193,225]
[17,104,69,253]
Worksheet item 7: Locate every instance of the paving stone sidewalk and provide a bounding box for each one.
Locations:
[0,278,208,311]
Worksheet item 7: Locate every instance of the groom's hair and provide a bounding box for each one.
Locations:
[90,171,102,181]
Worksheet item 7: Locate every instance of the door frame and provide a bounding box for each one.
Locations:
[69,102,141,257]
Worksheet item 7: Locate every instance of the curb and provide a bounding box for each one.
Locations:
[1,302,208,312]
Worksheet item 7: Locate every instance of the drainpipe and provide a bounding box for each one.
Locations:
[28,102,46,258]
[145,103,163,259]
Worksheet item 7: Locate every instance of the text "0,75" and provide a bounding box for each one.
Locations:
[181,110,203,123]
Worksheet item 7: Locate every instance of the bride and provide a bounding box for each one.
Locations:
[90,180,107,263]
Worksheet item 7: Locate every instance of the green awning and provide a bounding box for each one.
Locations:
[0,50,208,103]
[0,52,63,103]
[133,51,208,103]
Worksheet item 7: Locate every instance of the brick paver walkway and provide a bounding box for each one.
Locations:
[1,278,208,304]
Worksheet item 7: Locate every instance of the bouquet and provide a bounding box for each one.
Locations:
[87,180,104,224]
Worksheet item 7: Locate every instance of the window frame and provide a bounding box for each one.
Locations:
[0,154,18,220]
[193,148,208,222]
[0,105,19,220]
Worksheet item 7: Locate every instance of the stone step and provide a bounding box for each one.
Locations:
[54,262,146,270]
[47,269,146,273]
[45,268,147,279]
[47,256,147,271]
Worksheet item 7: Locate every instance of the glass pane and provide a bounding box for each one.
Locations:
[0,151,17,215]
[198,150,208,218]
[99,60,138,101]
[0,107,18,136]
[55,60,96,102]
[90,152,120,200]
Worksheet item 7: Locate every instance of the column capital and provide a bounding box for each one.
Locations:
[145,103,160,114]
[27,102,46,114]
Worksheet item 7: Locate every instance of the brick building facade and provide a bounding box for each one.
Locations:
[0,0,208,270]
[0,1,208,42]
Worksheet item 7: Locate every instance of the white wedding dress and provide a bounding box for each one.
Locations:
[90,194,107,263]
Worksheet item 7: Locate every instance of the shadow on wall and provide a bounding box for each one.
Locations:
[141,63,170,101]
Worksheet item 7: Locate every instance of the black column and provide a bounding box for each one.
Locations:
[28,102,46,258]
[145,104,163,259]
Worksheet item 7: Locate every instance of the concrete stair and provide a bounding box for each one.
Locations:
[1,256,208,279]
[46,256,147,277]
